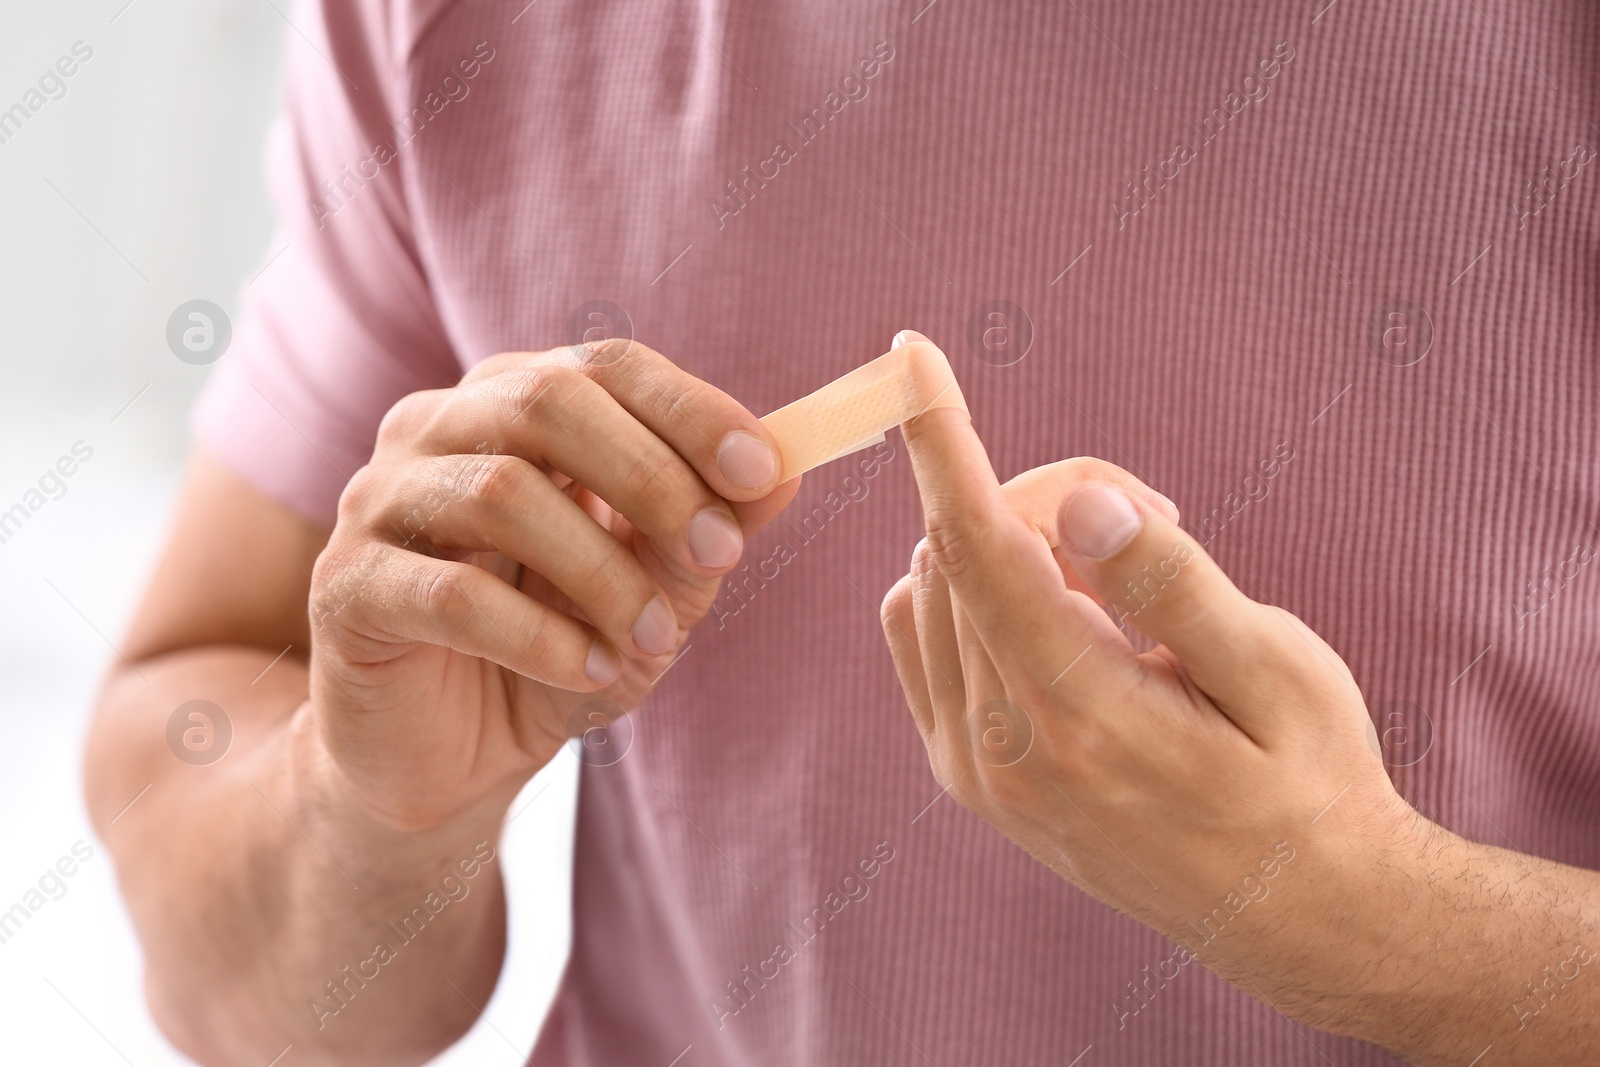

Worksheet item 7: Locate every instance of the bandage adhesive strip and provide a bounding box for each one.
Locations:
[758,341,970,483]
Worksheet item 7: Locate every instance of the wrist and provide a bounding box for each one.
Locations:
[284,700,511,895]
[1250,789,1445,1037]
[1184,782,1436,1033]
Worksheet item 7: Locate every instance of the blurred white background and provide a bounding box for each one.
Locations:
[0,2,574,1062]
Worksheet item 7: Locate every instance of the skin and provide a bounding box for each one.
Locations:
[83,339,798,1066]
[87,321,1600,1064]
[880,333,1600,1065]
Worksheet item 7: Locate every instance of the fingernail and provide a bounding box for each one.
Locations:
[893,329,930,348]
[1059,484,1143,560]
[1154,491,1180,521]
[631,596,678,656]
[687,507,743,569]
[585,639,622,684]
[717,431,777,490]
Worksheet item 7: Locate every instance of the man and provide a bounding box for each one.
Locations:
[86,0,1600,1063]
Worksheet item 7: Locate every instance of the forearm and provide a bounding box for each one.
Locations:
[87,647,515,1067]
[1226,809,1600,1065]
[1350,821,1600,1064]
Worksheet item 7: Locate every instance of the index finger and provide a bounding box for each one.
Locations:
[899,360,1141,699]
[473,342,784,502]
[896,341,1067,613]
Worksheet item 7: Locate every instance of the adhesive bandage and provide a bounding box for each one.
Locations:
[758,340,969,483]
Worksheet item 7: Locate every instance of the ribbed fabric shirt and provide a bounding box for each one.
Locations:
[193,1,1600,1063]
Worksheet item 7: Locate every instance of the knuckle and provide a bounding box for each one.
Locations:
[587,577,635,629]
[417,566,470,625]
[575,336,649,374]
[375,390,442,449]
[1070,457,1137,485]
[572,542,642,623]
[464,350,533,384]
[660,375,714,429]
[457,453,524,511]
[643,367,733,450]
[518,606,556,663]
[501,364,579,424]
[618,449,680,510]
[922,505,991,580]
[1259,604,1354,685]
[394,456,506,548]
[880,576,913,630]
[596,545,645,603]
[334,465,385,524]
[308,540,386,630]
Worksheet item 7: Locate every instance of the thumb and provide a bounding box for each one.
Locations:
[731,476,804,535]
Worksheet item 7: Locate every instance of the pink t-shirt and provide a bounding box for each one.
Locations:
[195,1,1600,1062]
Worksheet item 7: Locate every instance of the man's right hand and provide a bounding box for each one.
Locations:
[85,337,797,1066]
[306,339,799,832]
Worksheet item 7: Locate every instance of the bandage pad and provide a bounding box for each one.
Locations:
[759,341,970,482]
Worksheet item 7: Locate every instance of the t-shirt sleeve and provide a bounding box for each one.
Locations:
[191,0,459,525]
